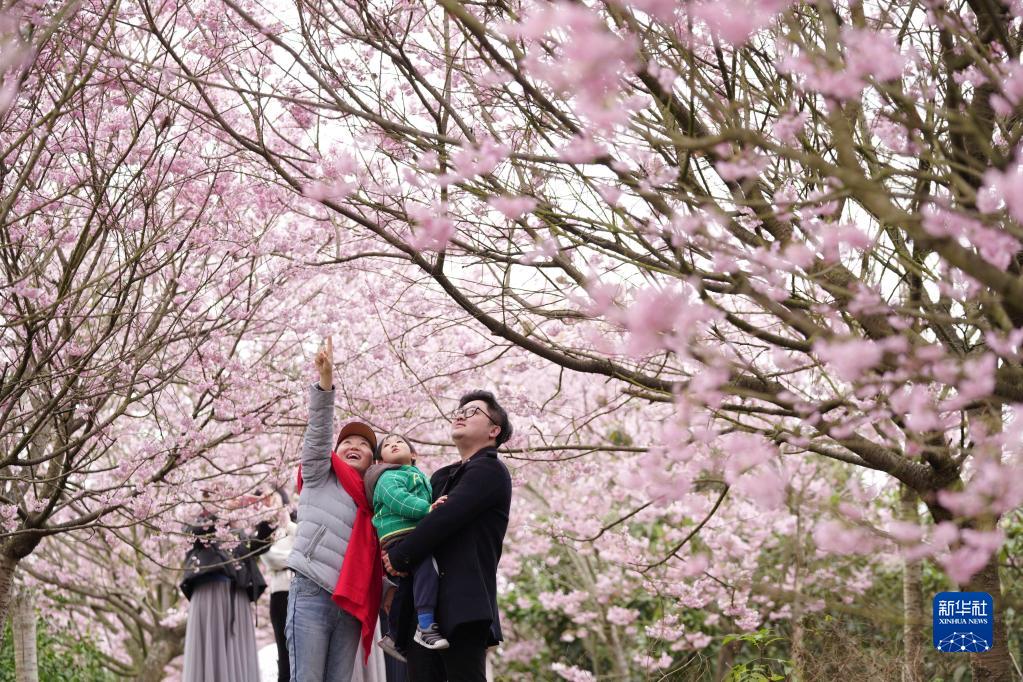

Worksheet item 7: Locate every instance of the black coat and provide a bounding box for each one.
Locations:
[387,447,512,645]
[180,516,275,603]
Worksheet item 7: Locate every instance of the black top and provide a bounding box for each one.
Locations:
[180,515,275,603]
[388,447,512,645]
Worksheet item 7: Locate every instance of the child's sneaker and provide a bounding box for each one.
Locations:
[378,635,407,663]
[413,623,450,650]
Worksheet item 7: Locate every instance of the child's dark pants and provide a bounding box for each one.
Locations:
[384,537,439,638]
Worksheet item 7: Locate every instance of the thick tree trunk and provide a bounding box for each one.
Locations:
[134,628,185,682]
[713,639,741,682]
[959,401,1010,681]
[0,552,22,639]
[11,586,38,682]
[900,486,924,682]
[963,554,1011,681]
[0,532,44,634]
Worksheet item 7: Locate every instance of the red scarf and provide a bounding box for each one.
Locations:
[297,453,382,663]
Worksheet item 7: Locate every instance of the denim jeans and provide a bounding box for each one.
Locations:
[286,572,360,682]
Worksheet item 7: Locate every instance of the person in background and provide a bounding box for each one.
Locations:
[377,608,408,682]
[180,491,276,682]
[261,488,298,682]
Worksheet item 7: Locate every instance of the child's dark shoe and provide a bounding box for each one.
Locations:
[413,623,450,650]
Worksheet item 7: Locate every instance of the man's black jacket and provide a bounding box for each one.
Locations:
[388,447,512,645]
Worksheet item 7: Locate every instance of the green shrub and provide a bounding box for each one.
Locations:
[0,619,117,681]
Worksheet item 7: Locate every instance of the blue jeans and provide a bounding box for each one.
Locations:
[286,572,360,682]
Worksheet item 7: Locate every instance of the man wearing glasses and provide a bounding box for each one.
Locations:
[382,390,513,682]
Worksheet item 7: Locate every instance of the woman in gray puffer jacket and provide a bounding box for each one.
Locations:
[285,336,378,682]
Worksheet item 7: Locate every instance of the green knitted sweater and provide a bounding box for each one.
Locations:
[371,465,433,541]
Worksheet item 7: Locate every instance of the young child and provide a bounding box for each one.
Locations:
[364,433,449,659]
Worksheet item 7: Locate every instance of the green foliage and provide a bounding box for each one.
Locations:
[606,427,634,447]
[999,509,1023,665]
[725,662,786,682]
[724,629,792,682]
[0,619,117,682]
[722,629,785,649]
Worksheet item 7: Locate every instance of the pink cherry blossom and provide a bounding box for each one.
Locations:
[714,153,769,181]
[489,195,538,219]
[408,203,456,251]
[813,520,879,555]
[558,136,608,163]
[941,546,992,585]
[981,159,1023,223]
[772,110,807,145]
[812,338,885,382]
[691,0,795,46]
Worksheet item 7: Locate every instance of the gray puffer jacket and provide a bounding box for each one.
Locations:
[287,385,358,593]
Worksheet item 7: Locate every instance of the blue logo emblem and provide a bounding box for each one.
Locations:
[933,592,993,653]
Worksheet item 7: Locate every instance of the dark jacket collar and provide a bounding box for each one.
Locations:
[464,446,498,462]
[438,447,499,497]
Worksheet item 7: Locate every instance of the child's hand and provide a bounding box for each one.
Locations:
[382,550,407,577]
[430,495,448,512]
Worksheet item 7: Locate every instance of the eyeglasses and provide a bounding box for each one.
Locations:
[449,405,499,426]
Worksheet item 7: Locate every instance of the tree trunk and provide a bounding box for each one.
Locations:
[789,503,807,681]
[963,554,1011,681]
[714,639,741,682]
[960,400,1010,681]
[0,531,42,634]
[0,552,22,641]
[11,586,38,682]
[790,618,807,682]
[900,486,924,682]
[134,628,185,682]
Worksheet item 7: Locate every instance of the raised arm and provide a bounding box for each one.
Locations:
[300,337,336,486]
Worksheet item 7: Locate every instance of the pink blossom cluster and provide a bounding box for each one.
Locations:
[506,3,638,130]
[780,27,907,100]
[922,203,1022,269]
[690,0,796,46]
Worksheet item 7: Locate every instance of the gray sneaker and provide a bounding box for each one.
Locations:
[377,635,407,663]
[413,623,450,650]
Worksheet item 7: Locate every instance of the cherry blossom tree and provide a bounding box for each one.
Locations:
[1,0,1018,677]
[495,404,905,679]
[21,525,188,682]
[0,0,307,626]
[130,0,1023,677]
